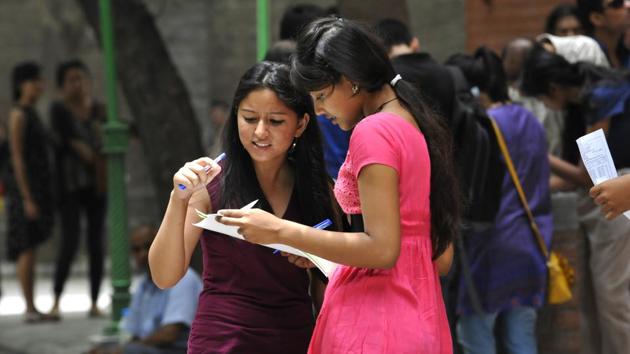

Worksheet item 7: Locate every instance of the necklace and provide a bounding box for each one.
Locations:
[375,97,398,113]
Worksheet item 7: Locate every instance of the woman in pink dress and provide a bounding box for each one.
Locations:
[217,17,460,353]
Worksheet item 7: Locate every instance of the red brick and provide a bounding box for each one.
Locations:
[466,0,571,52]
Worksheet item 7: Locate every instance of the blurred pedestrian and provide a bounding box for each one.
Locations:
[49,59,107,318]
[5,61,55,323]
[89,225,201,354]
[545,4,584,36]
[448,47,552,354]
[577,0,630,68]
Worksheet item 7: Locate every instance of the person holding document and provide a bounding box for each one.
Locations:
[217,17,459,353]
[522,45,630,354]
[590,174,630,220]
[149,61,340,354]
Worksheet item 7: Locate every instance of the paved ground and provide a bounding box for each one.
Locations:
[0,265,140,354]
[0,312,109,354]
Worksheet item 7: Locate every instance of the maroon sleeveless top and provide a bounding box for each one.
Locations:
[187,177,314,354]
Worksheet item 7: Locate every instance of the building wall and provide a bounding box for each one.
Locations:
[409,0,466,61]
[466,0,571,53]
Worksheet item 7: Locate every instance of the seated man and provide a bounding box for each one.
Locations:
[90,225,202,354]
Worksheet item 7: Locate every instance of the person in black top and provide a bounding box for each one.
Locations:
[49,60,107,318]
[373,18,455,120]
[6,62,55,323]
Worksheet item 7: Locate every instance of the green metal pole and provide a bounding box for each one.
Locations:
[257,0,270,61]
[98,0,130,334]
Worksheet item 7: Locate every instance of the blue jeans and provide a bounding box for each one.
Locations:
[457,306,537,354]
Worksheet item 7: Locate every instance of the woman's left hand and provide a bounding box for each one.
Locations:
[281,252,315,269]
[216,208,285,245]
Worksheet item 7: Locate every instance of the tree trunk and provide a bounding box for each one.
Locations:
[76,0,203,211]
[337,0,409,26]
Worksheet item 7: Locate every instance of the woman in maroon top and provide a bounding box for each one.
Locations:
[149,61,339,353]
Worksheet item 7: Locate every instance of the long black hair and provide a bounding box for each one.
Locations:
[520,44,627,98]
[446,47,510,104]
[290,17,459,258]
[521,44,630,163]
[220,61,339,228]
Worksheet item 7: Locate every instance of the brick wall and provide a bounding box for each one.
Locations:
[466,0,574,53]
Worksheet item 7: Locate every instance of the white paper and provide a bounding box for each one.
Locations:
[576,129,630,219]
[193,200,337,277]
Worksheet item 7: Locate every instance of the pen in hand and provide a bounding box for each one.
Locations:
[178,152,226,191]
[273,218,332,254]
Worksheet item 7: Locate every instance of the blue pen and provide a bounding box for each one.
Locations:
[273,218,332,254]
[178,152,226,190]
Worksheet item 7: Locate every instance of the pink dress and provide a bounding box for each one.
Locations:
[308,112,452,354]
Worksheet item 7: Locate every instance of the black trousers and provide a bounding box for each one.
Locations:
[53,188,106,303]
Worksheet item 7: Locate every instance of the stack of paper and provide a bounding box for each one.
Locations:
[193,200,337,277]
[576,129,630,220]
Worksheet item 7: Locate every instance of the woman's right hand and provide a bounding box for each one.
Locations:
[172,157,222,200]
[23,198,40,220]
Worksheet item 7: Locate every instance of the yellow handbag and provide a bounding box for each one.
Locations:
[490,119,575,305]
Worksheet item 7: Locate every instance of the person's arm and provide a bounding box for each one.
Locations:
[548,154,592,188]
[548,117,613,188]
[219,164,402,269]
[134,323,186,346]
[588,117,610,135]
[590,174,630,220]
[148,157,220,288]
[436,242,453,276]
[550,174,577,192]
[69,139,95,164]
[8,108,38,219]
[50,103,95,164]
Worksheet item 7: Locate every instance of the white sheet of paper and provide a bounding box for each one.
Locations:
[193,199,337,277]
[576,129,630,219]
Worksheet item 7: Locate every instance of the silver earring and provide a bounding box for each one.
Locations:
[288,138,297,155]
[352,84,358,95]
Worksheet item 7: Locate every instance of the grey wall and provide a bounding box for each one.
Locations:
[408,0,466,62]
